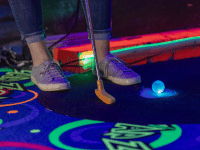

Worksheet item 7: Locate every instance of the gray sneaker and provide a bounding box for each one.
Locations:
[31,59,71,91]
[93,54,141,85]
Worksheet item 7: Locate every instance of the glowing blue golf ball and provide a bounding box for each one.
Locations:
[152,80,165,93]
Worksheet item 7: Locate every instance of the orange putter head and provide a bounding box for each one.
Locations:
[95,80,116,104]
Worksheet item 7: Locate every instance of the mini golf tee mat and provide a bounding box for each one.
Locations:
[37,56,200,124]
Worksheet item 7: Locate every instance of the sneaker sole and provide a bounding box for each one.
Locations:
[31,76,71,91]
[92,70,141,86]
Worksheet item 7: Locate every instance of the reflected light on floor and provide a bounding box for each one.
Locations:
[140,88,177,98]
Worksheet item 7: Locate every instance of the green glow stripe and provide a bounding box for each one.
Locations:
[0,119,3,125]
[80,36,200,59]
[50,119,182,150]
[24,82,35,87]
[0,68,35,87]
[0,68,13,72]
[113,36,200,53]
[150,124,182,149]
[79,37,200,69]
[0,97,8,100]
[30,129,41,133]
[49,119,104,150]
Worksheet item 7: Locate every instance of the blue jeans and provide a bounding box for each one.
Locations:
[8,0,112,44]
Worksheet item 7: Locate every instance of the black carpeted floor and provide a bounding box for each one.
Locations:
[38,56,200,124]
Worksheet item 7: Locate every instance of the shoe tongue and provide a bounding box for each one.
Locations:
[106,54,115,59]
[43,59,52,65]
[96,55,114,73]
[36,59,52,71]
[102,54,132,74]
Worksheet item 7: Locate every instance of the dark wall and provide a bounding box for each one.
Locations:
[41,0,200,37]
[1,0,200,43]
[41,0,87,35]
[111,0,200,37]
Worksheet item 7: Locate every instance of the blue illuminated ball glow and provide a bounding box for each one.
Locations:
[140,80,177,98]
[152,80,165,94]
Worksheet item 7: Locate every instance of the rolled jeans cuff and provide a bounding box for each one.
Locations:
[88,29,112,40]
[21,30,46,44]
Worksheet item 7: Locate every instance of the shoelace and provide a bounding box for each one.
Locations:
[41,61,64,81]
[104,57,132,77]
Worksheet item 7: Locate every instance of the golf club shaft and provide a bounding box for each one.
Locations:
[84,0,101,81]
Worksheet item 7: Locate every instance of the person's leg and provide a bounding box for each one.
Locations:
[80,0,112,64]
[8,0,70,91]
[81,0,141,85]
[8,0,52,67]
[95,39,110,64]
[28,40,53,67]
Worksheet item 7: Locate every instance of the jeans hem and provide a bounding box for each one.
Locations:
[88,29,112,40]
[21,30,46,44]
